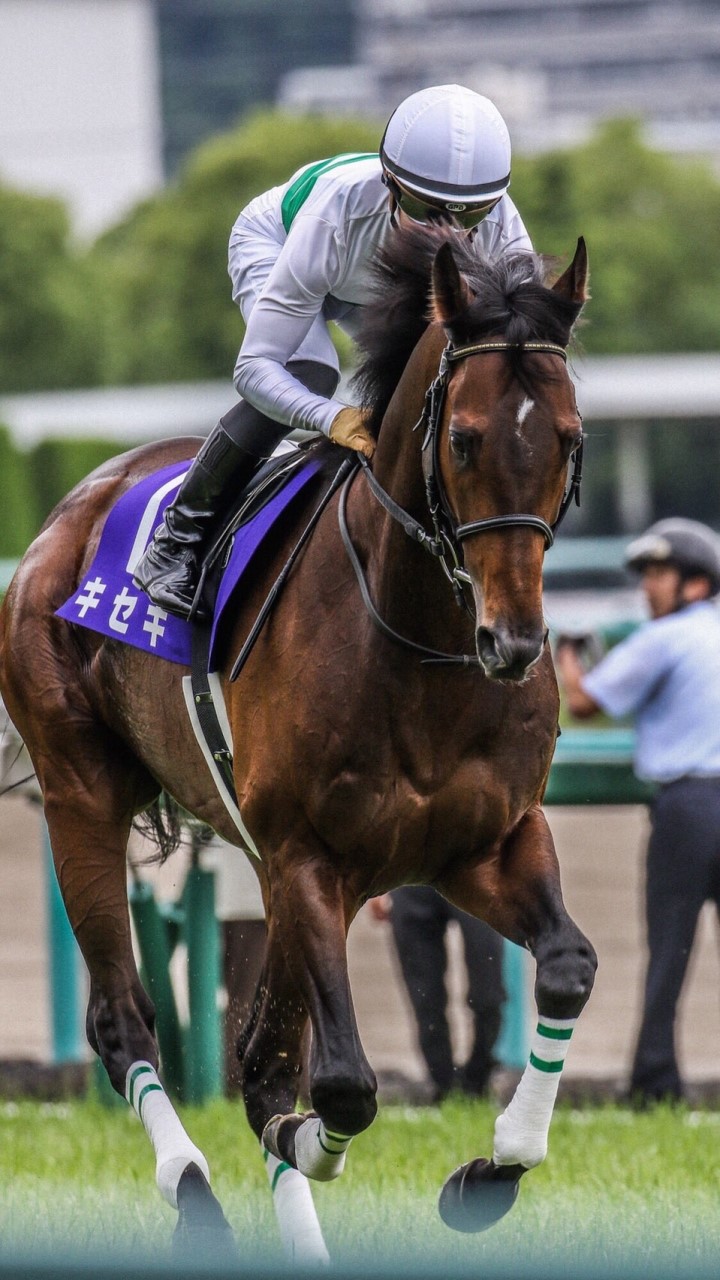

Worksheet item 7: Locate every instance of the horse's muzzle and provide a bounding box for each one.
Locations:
[475,625,547,682]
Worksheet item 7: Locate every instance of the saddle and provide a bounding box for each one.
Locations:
[194,442,317,619]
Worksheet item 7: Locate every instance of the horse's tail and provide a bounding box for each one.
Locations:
[132,793,185,864]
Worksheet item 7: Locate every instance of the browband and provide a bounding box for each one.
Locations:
[446,341,568,363]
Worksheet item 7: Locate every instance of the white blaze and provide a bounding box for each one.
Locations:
[516,397,534,428]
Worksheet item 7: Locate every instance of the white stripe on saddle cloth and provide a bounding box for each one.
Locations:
[125,472,188,575]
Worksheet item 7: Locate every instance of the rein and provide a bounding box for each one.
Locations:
[339,338,584,665]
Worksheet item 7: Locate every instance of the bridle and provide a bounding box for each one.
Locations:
[338,337,584,664]
[421,339,582,575]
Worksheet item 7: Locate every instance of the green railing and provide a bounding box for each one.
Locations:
[546,727,653,805]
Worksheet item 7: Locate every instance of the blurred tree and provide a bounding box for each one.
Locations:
[512,119,720,353]
[91,109,380,386]
[29,438,124,527]
[0,187,103,392]
[5,113,720,397]
[0,428,40,553]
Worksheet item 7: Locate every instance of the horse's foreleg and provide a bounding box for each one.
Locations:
[258,854,377,1183]
[240,931,331,1265]
[42,778,234,1259]
[437,805,597,1232]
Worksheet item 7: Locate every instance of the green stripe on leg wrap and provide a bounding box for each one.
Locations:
[137,1082,163,1116]
[529,1052,564,1073]
[323,1128,352,1143]
[127,1064,155,1109]
[537,1023,573,1040]
[318,1133,347,1156]
[271,1162,293,1192]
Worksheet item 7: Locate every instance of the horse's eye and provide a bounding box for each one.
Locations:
[563,429,583,457]
[449,430,478,464]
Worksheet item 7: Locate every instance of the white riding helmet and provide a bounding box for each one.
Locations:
[380,84,512,228]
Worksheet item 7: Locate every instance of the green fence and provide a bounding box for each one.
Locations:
[546,727,654,806]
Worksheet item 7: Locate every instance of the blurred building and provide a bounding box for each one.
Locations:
[0,0,164,238]
[156,0,356,174]
[4,0,719,240]
[278,0,720,162]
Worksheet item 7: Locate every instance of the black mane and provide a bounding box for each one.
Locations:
[352,224,583,437]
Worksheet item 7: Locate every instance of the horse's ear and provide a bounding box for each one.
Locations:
[551,237,589,305]
[431,241,474,324]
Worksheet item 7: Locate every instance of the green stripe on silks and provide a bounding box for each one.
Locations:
[281,153,376,232]
[537,1023,574,1040]
[529,1051,564,1073]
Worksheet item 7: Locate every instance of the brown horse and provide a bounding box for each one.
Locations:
[0,227,596,1263]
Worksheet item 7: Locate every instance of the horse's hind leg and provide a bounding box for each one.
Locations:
[36,730,235,1259]
[437,805,597,1233]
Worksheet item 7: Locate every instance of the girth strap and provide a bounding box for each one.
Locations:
[191,621,238,806]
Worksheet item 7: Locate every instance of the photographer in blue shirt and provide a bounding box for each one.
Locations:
[556,519,720,1106]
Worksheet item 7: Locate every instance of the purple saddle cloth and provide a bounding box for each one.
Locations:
[56,454,322,666]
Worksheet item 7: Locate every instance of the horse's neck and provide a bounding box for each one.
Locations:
[354,333,474,653]
[371,330,441,520]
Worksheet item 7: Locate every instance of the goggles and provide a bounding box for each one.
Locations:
[391,177,501,231]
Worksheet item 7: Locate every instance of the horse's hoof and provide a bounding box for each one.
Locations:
[173,1162,238,1263]
[262,1111,311,1167]
[438,1158,525,1233]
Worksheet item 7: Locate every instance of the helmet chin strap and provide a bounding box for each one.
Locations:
[381,170,400,228]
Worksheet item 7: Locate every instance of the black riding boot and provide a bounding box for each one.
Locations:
[132,361,338,621]
[132,420,257,619]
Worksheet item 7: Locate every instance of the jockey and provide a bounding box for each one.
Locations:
[133,83,533,620]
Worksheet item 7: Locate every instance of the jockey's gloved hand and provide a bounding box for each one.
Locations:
[329,407,376,459]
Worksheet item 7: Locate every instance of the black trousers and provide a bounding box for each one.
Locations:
[219,359,339,458]
[389,886,505,1096]
[630,777,720,1102]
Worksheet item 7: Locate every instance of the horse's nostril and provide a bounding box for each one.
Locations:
[475,626,501,672]
[476,627,544,680]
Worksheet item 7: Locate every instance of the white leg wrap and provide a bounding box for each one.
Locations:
[264,1151,330,1266]
[126,1061,210,1209]
[293,1116,352,1182]
[493,1017,576,1170]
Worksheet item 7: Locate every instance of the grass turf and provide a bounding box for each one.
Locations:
[1,1096,719,1273]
